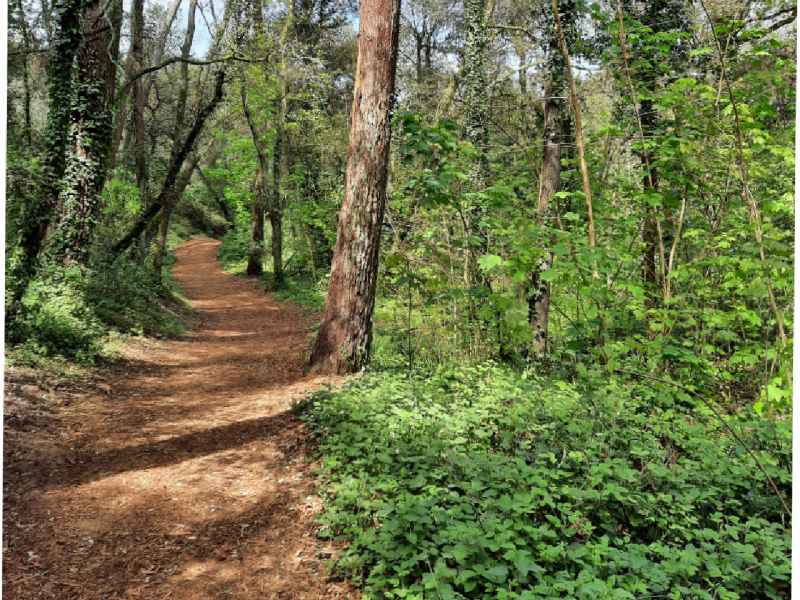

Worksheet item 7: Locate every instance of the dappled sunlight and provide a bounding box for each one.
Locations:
[3,239,346,599]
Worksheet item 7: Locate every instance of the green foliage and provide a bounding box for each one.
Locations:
[300,365,791,600]
[8,258,187,363]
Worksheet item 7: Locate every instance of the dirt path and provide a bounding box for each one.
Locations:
[3,238,353,599]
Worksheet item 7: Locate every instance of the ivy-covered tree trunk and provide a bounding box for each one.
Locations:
[308,0,402,375]
[50,0,122,266]
[463,0,489,187]
[5,0,84,323]
[14,0,33,146]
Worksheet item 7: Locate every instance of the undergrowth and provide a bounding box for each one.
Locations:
[298,364,791,600]
[217,228,327,310]
[6,248,189,366]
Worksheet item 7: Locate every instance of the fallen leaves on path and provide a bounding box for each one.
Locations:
[3,237,357,599]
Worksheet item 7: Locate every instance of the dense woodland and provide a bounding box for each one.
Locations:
[5,0,796,597]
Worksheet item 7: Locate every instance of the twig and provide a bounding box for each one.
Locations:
[613,368,792,518]
[425,558,444,600]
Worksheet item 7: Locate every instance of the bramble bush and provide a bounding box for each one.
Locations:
[299,364,791,600]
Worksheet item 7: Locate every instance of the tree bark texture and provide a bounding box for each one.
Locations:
[248,174,267,276]
[308,0,402,375]
[132,0,148,202]
[240,82,269,277]
[270,108,285,286]
[528,3,572,356]
[528,76,563,356]
[463,0,489,188]
[50,0,122,265]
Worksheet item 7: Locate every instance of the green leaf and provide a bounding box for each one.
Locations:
[539,269,559,282]
[477,254,503,272]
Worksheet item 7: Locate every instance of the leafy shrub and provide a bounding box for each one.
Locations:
[9,258,187,362]
[299,364,791,600]
[13,267,105,359]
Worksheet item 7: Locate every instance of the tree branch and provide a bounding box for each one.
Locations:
[110,69,227,260]
[116,53,248,100]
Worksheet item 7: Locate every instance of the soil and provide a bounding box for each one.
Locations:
[3,237,357,599]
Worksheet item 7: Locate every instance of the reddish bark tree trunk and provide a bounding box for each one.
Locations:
[308,0,402,375]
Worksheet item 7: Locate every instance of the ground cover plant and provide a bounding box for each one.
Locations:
[4,0,794,598]
[299,365,791,600]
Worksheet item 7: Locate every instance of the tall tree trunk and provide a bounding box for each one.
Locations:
[15,0,33,146]
[6,0,84,323]
[308,0,402,375]
[132,0,148,203]
[50,0,122,265]
[240,82,269,277]
[640,100,659,315]
[463,0,489,187]
[248,175,266,276]
[153,0,198,279]
[270,101,285,286]
[528,77,563,356]
[528,1,572,356]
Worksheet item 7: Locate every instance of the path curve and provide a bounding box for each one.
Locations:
[3,237,352,599]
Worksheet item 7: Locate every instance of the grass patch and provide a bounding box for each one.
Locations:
[298,364,791,600]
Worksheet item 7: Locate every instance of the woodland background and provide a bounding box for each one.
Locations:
[5,0,796,597]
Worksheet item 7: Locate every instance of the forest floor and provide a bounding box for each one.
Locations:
[3,237,358,600]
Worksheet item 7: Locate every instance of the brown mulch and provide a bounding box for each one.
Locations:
[3,237,359,599]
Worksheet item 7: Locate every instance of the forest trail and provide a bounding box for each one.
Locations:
[3,238,355,600]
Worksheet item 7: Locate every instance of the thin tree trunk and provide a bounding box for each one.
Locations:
[111,69,227,261]
[15,0,33,146]
[529,74,563,356]
[463,0,489,187]
[308,0,402,375]
[528,2,573,356]
[141,0,183,102]
[153,153,200,278]
[248,174,266,276]
[240,82,269,277]
[270,103,285,286]
[132,0,148,203]
[153,0,198,279]
[110,0,180,170]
